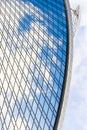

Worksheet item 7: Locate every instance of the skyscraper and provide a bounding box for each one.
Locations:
[0,0,73,130]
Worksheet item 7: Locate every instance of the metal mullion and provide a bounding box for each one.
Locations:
[0,84,12,130]
[48,0,64,11]
[34,67,56,114]
[29,2,65,29]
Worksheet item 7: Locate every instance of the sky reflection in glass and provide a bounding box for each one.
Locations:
[0,0,67,130]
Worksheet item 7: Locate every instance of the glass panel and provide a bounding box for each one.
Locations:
[0,0,67,130]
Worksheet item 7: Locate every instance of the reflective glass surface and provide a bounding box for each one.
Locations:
[0,0,67,130]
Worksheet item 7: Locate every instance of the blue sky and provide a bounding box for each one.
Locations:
[63,0,87,130]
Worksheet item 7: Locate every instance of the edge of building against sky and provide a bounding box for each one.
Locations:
[63,0,87,130]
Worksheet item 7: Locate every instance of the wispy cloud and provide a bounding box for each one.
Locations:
[62,0,87,130]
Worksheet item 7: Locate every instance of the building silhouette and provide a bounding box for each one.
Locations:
[0,0,73,130]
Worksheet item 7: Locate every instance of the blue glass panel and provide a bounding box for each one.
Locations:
[0,0,68,130]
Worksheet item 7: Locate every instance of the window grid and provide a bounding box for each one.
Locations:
[0,0,68,130]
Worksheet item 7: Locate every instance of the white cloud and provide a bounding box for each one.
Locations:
[70,0,87,27]
[62,0,87,130]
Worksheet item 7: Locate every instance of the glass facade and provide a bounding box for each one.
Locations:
[0,0,68,130]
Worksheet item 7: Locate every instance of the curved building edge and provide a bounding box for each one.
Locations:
[54,0,73,130]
